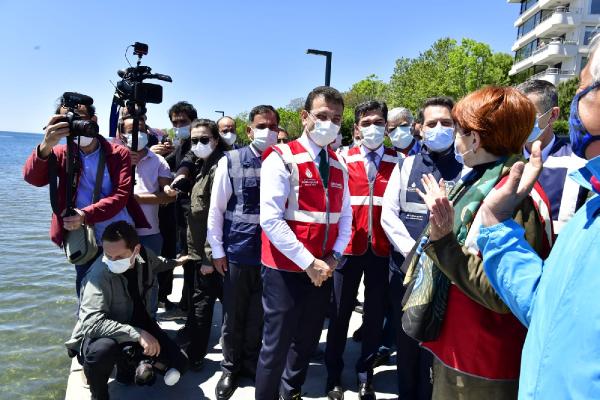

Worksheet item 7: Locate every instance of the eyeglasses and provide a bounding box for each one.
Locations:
[191,137,211,145]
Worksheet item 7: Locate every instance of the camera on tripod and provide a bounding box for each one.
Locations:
[59,92,99,137]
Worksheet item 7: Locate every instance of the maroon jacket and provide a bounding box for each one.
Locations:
[23,136,150,247]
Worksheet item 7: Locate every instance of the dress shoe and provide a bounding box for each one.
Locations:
[327,385,344,400]
[189,359,204,372]
[372,350,390,368]
[279,391,303,400]
[358,382,376,400]
[216,372,237,400]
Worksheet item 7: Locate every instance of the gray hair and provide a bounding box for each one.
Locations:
[590,34,600,82]
[516,79,558,112]
[388,107,414,125]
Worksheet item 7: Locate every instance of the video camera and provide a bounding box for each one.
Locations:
[59,92,99,137]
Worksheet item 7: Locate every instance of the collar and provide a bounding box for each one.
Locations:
[248,143,261,157]
[360,144,384,159]
[569,154,600,194]
[298,133,326,160]
[523,135,555,163]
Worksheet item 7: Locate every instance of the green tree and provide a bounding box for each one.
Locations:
[343,74,389,109]
[554,76,579,135]
[234,112,250,145]
[277,108,303,139]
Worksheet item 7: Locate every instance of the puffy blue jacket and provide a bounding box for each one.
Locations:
[477,159,600,400]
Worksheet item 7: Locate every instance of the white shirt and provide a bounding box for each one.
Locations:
[359,143,385,168]
[134,150,172,236]
[381,163,417,256]
[260,134,353,270]
[207,145,261,259]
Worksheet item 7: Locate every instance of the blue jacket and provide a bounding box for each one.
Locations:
[477,160,600,399]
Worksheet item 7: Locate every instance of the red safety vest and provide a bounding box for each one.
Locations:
[261,140,346,272]
[423,179,553,380]
[343,146,398,256]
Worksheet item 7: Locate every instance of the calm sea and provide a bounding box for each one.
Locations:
[0,131,75,399]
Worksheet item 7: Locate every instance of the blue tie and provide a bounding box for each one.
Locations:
[367,152,377,182]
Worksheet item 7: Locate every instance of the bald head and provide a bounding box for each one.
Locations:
[217,116,236,134]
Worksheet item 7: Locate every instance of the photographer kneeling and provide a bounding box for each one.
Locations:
[23,93,149,296]
[66,221,189,400]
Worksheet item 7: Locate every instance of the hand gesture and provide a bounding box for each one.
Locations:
[130,151,141,166]
[306,258,333,287]
[150,143,173,156]
[139,329,161,357]
[213,257,228,276]
[416,174,454,241]
[480,141,543,227]
[163,185,178,197]
[40,115,70,158]
[63,208,85,231]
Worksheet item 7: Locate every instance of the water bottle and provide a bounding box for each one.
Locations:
[164,368,180,386]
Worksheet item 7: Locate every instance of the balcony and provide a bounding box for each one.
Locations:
[513,0,570,25]
[510,39,579,75]
[529,67,577,85]
[512,7,578,51]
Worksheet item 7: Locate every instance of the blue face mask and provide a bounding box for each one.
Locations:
[423,123,454,152]
[453,132,473,165]
[527,108,552,143]
[569,80,600,159]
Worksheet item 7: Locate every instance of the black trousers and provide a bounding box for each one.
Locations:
[255,266,332,400]
[325,247,389,382]
[185,260,223,362]
[157,202,177,301]
[389,262,433,400]
[80,321,188,400]
[221,261,263,375]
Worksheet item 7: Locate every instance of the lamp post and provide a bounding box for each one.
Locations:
[306,49,332,86]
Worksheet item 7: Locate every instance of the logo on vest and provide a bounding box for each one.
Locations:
[306,168,313,179]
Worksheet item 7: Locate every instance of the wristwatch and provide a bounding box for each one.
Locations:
[332,251,343,262]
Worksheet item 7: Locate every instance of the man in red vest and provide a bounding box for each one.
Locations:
[324,101,397,400]
[256,86,352,400]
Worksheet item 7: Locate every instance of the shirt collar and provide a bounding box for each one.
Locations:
[524,135,555,163]
[249,143,261,157]
[298,133,326,160]
[360,144,384,159]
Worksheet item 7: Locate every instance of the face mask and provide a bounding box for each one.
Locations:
[124,133,148,151]
[78,136,94,147]
[221,131,237,146]
[174,125,191,139]
[389,125,413,149]
[423,123,454,152]
[360,125,385,150]
[527,109,552,143]
[569,81,600,159]
[102,252,135,274]
[307,114,340,147]
[453,138,473,165]
[331,134,342,150]
[192,141,215,159]
[252,128,278,152]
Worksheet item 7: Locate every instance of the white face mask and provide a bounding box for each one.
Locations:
[307,114,340,147]
[174,125,191,139]
[252,128,278,152]
[423,123,455,152]
[192,141,215,159]
[124,133,148,151]
[78,136,94,147]
[102,252,135,274]
[331,134,342,150]
[221,131,237,146]
[360,124,385,150]
[389,125,414,149]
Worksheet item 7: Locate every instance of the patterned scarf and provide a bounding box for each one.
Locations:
[401,155,522,342]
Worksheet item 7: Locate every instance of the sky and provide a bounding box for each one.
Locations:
[0,0,520,134]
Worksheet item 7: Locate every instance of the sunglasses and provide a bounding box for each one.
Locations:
[191,136,212,145]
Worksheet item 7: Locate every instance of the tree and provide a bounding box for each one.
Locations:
[343,74,388,109]
[554,76,579,135]
[387,38,513,112]
[277,108,303,139]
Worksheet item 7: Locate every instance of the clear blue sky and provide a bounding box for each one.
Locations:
[0,0,520,134]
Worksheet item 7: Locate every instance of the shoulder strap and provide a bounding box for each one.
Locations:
[92,145,106,204]
[48,153,61,215]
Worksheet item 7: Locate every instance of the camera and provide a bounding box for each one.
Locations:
[122,345,180,387]
[60,92,99,137]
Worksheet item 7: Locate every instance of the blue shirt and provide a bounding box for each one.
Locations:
[477,162,600,399]
[75,146,133,243]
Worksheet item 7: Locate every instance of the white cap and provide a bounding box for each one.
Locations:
[164,368,181,386]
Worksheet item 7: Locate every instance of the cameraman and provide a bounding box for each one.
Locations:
[66,221,189,400]
[23,97,149,296]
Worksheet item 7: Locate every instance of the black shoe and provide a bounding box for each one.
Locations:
[372,351,390,368]
[216,372,237,400]
[354,302,364,314]
[326,377,343,400]
[189,359,205,372]
[358,382,376,400]
[352,326,363,342]
[279,393,303,400]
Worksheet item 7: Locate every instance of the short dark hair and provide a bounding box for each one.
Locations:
[304,86,345,113]
[168,101,198,122]
[354,100,388,124]
[516,79,558,112]
[102,221,139,250]
[249,105,280,124]
[421,97,455,116]
[191,118,229,152]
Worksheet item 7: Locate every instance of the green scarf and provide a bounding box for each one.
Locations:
[401,154,522,342]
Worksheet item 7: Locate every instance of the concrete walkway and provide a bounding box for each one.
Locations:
[65,267,398,400]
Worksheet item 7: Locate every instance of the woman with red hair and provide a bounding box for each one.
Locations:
[402,86,553,399]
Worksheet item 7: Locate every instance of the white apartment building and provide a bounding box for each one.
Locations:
[508,0,600,84]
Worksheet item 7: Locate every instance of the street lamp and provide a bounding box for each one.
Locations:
[215,110,225,117]
[306,49,332,87]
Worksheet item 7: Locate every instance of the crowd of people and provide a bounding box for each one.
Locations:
[22,35,600,400]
